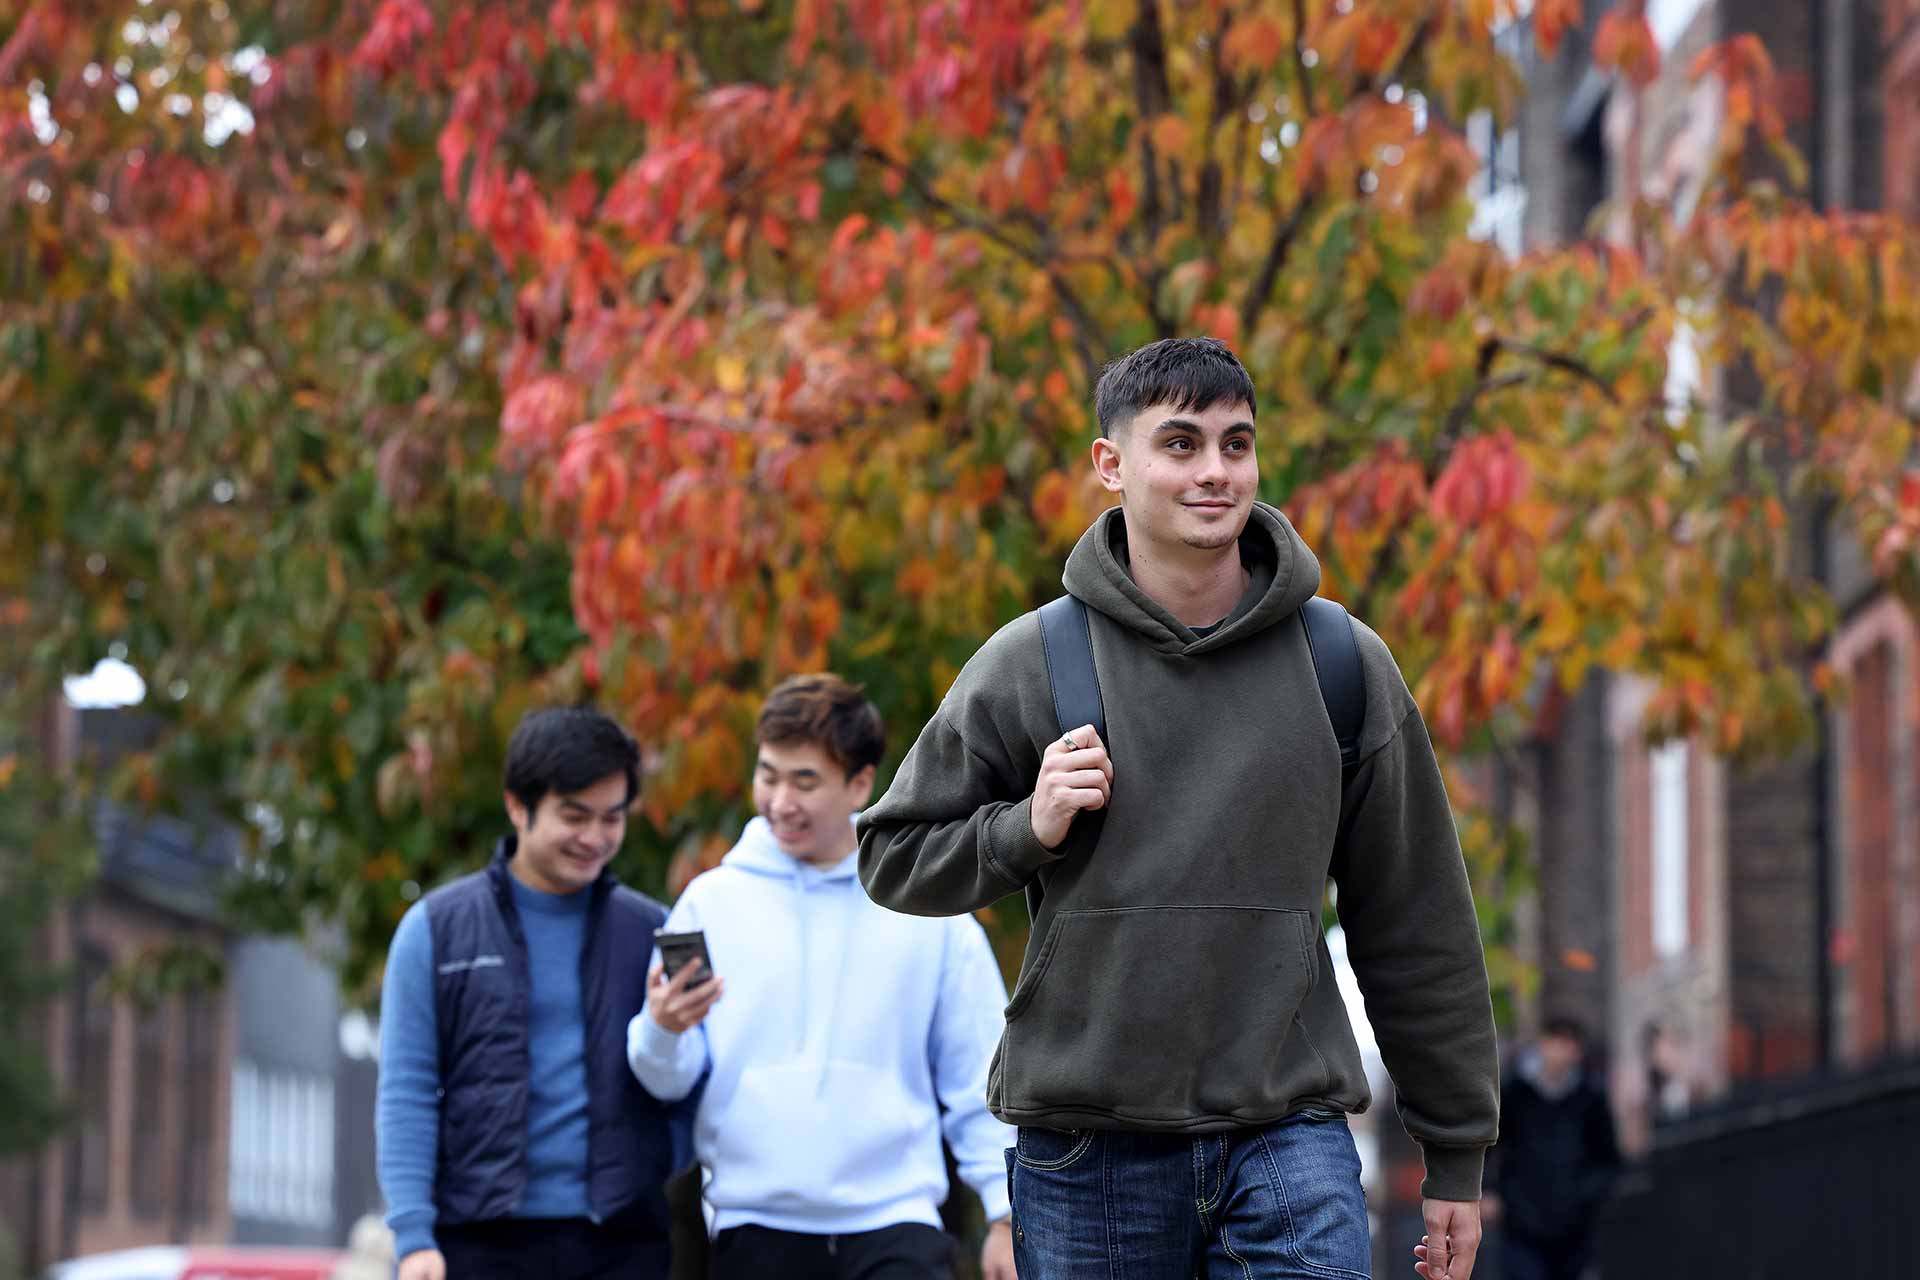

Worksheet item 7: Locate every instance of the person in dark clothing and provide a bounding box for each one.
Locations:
[1488,1018,1621,1280]
[376,708,694,1280]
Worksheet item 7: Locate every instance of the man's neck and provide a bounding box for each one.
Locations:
[1122,519,1250,627]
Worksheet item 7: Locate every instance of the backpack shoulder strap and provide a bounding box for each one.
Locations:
[1036,594,1105,744]
[1300,596,1365,774]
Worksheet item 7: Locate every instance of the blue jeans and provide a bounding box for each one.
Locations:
[1006,1113,1372,1280]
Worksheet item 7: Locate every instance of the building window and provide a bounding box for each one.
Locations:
[1648,0,1710,51]
[76,944,113,1212]
[230,1060,334,1228]
[1467,109,1525,258]
[1843,642,1898,1060]
[131,998,175,1219]
[182,989,219,1224]
[1887,4,1920,221]
[1651,741,1691,959]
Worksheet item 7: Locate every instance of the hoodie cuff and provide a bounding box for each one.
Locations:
[1418,1144,1487,1202]
[632,1008,689,1061]
[975,1173,1012,1224]
[986,797,1066,885]
[389,1210,437,1263]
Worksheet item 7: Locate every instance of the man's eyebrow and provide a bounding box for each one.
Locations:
[561,797,627,817]
[757,764,823,780]
[1150,417,1257,436]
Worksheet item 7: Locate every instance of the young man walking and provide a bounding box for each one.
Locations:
[377,708,691,1280]
[628,674,1018,1280]
[859,337,1500,1280]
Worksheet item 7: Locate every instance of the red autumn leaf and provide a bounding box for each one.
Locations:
[501,375,585,460]
[1533,0,1583,57]
[1352,14,1401,78]
[1593,9,1661,87]
[1409,266,1468,322]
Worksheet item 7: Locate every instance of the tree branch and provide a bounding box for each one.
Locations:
[1439,338,1622,440]
[1291,0,1318,119]
[1240,194,1316,334]
[1365,14,1435,95]
[860,147,1110,382]
[1494,339,1622,402]
[1130,0,1173,242]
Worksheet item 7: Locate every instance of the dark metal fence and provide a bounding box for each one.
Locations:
[1596,1056,1920,1280]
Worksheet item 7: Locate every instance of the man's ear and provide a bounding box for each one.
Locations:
[1091,434,1125,495]
[849,765,877,808]
[504,791,530,832]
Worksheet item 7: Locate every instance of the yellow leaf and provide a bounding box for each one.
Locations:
[851,625,898,659]
[715,356,747,393]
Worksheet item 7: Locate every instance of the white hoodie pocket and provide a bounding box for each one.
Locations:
[702,1059,941,1215]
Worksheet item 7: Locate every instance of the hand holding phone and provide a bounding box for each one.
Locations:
[654,929,714,988]
[648,928,723,1034]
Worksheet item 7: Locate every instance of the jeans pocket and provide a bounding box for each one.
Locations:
[1014,1126,1096,1171]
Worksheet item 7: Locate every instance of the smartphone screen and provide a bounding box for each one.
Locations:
[654,928,713,988]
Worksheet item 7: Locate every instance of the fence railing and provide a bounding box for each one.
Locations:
[1596,1055,1920,1279]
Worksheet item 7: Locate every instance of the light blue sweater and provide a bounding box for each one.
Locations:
[377,874,594,1259]
[626,817,1013,1236]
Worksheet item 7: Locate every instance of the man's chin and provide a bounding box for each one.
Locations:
[1181,527,1243,550]
[561,856,609,885]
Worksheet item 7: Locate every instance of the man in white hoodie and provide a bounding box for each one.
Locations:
[628,674,1018,1280]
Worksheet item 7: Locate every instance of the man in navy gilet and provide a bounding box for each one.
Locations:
[377,708,692,1280]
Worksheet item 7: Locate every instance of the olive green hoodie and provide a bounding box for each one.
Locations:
[857,503,1499,1200]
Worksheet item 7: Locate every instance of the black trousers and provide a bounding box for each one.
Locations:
[710,1223,954,1280]
[1502,1230,1595,1280]
[438,1217,671,1280]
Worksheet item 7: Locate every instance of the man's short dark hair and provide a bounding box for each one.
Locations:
[756,674,885,780]
[1543,1015,1589,1046]
[503,707,641,813]
[1092,336,1258,437]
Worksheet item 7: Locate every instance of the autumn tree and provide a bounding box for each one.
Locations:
[4,0,1917,998]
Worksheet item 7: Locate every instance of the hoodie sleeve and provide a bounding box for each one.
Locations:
[376,902,440,1261]
[930,916,1016,1221]
[626,894,713,1104]
[860,616,1069,917]
[1330,622,1500,1202]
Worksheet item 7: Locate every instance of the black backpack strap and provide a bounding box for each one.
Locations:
[1036,594,1105,743]
[1301,596,1365,774]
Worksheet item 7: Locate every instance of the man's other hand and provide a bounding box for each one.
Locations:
[646,958,724,1034]
[1030,725,1113,849]
[1413,1199,1481,1280]
[397,1248,445,1280]
[981,1218,1017,1280]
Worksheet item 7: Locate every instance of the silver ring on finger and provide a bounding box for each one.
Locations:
[1060,732,1078,751]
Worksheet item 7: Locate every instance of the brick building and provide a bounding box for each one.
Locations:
[1467,0,1920,1273]
[0,703,380,1276]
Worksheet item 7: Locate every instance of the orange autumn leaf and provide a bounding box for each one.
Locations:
[1593,9,1661,87]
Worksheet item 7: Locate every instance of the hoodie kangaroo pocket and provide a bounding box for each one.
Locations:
[705,1061,938,1215]
[1001,905,1321,1125]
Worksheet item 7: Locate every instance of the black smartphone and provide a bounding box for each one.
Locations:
[654,928,713,988]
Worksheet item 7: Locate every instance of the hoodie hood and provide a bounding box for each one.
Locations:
[721,815,862,881]
[1061,502,1321,656]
